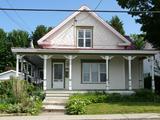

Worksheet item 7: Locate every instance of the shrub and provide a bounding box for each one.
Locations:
[107,93,122,102]
[66,99,87,115]
[0,77,43,115]
[144,75,160,94]
[0,104,9,113]
[133,89,155,102]
[32,90,45,101]
[27,100,42,115]
[0,99,42,115]
[6,104,22,113]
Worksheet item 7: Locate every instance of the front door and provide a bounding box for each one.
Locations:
[52,63,64,89]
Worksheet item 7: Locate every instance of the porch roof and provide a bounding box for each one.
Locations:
[12,48,158,56]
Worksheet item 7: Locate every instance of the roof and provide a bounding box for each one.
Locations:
[0,70,22,77]
[12,48,158,56]
[37,6,131,46]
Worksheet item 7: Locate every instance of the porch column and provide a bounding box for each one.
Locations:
[128,56,132,90]
[64,55,77,90]
[151,56,155,92]
[123,56,136,90]
[16,54,20,77]
[101,56,113,90]
[20,58,23,72]
[43,55,47,91]
[40,55,52,91]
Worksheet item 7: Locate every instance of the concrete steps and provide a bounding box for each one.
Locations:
[42,90,72,113]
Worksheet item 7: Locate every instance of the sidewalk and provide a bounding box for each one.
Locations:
[0,113,160,120]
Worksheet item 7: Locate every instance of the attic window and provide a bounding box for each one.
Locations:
[77,27,92,48]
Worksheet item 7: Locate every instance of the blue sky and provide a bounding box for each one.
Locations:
[0,0,142,35]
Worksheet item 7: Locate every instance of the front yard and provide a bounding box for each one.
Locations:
[86,102,160,114]
[66,90,160,115]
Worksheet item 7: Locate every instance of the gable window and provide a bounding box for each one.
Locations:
[82,62,106,83]
[77,28,92,48]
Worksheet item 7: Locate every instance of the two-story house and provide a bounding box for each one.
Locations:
[12,6,158,93]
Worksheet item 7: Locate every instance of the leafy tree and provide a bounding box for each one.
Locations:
[1,30,30,71]
[130,34,146,50]
[108,15,125,35]
[116,0,160,49]
[31,25,52,48]
[0,29,8,72]
[7,30,30,47]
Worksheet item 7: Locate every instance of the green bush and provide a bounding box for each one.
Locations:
[0,77,43,115]
[0,104,9,113]
[144,75,160,94]
[106,93,122,102]
[66,99,87,115]
[133,89,155,102]
[0,99,42,115]
[27,100,42,115]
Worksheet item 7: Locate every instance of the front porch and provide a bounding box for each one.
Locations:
[12,48,158,92]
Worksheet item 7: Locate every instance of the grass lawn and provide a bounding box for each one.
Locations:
[86,102,160,114]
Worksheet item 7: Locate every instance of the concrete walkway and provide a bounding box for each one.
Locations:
[0,113,160,120]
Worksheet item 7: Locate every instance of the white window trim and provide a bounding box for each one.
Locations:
[82,63,106,83]
[77,28,92,48]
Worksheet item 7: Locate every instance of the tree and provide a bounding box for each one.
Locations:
[0,29,8,72]
[130,34,146,50]
[7,30,30,47]
[116,0,160,49]
[108,16,125,35]
[31,25,52,48]
[5,30,30,71]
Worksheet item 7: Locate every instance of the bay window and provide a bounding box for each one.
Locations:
[82,62,106,83]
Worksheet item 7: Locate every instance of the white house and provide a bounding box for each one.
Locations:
[12,6,158,93]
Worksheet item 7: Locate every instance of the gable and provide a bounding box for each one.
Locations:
[38,6,131,49]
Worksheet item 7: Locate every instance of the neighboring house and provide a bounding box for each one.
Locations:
[12,6,158,93]
[143,42,160,77]
[0,70,23,80]
[144,53,160,77]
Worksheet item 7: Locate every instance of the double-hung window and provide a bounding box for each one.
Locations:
[77,28,92,48]
[82,62,106,83]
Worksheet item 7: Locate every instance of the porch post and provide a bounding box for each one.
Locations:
[69,56,72,90]
[16,54,20,77]
[39,55,52,91]
[128,56,132,90]
[43,55,47,91]
[20,58,23,72]
[151,56,155,92]
[123,56,136,90]
[64,55,77,90]
[101,56,113,90]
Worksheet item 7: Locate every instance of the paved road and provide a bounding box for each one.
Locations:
[0,113,160,120]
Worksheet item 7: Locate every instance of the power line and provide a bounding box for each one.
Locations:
[0,7,160,13]
[1,10,26,30]
[77,0,103,21]
[6,0,32,32]
[95,0,103,10]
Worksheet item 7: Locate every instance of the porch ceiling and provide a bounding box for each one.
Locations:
[24,55,43,67]
[12,48,159,56]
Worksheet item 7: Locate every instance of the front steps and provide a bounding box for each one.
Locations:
[42,90,73,113]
